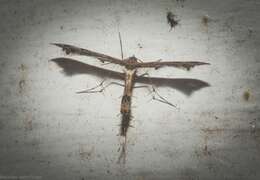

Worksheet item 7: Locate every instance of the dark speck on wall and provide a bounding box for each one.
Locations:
[202,15,210,27]
[167,11,179,30]
[18,64,28,94]
[243,90,250,101]
[175,0,185,7]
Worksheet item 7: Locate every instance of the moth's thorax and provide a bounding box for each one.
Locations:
[124,56,138,69]
[123,69,136,96]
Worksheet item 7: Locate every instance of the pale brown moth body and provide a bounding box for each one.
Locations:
[50,42,210,163]
[120,67,136,136]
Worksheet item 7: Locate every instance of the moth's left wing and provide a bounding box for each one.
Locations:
[51,43,127,66]
[134,61,210,70]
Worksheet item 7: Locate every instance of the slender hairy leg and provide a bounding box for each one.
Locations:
[138,71,149,77]
[133,85,149,89]
[136,73,177,108]
[134,83,177,107]
[76,80,124,94]
[132,72,150,89]
[148,86,177,108]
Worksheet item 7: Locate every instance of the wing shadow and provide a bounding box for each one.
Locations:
[50,57,125,80]
[136,76,210,96]
[50,58,210,95]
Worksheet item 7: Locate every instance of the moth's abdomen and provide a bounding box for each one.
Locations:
[120,95,132,136]
[120,112,132,136]
[120,95,131,114]
[119,69,135,137]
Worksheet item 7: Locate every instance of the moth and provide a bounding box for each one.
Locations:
[50,36,210,163]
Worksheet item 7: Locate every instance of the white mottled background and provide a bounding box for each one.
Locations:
[0,0,259,179]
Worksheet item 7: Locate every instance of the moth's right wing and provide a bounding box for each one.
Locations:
[134,61,210,70]
[51,43,127,66]
[50,57,125,80]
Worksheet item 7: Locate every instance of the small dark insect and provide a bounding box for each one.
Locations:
[243,90,250,101]
[202,15,211,27]
[248,29,253,38]
[167,11,179,30]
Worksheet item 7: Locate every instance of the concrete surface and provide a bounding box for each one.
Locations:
[0,0,259,179]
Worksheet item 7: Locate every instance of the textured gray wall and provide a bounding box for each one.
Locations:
[0,0,259,179]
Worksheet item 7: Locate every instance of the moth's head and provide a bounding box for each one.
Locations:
[125,55,138,64]
[123,56,138,69]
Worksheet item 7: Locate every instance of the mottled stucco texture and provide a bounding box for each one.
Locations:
[0,0,260,180]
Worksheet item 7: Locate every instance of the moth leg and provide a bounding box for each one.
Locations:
[77,79,106,94]
[149,86,177,108]
[138,72,149,77]
[133,83,177,108]
[133,85,149,89]
[133,71,151,89]
[134,72,177,108]
[76,80,124,94]
[138,74,177,108]
[137,58,143,63]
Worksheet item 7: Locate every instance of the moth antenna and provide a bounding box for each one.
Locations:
[118,32,124,60]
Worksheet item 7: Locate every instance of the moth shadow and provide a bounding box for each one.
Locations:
[50,57,210,96]
[50,57,125,79]
[137,76,210,96]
